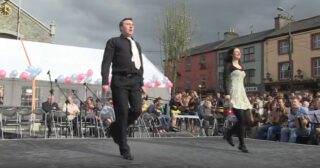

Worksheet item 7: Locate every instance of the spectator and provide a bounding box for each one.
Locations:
[42,95,59,138]
[280,98,311,143]
[256,99,277,140]
[302,101,310,109]
[63,96,80,134]
[266,97,290,140]
[101,98,115,127]
[310,98,320,145]
[85,96,95,113]
[215,92,224,108]
[188,90,200,133]
[147,97,171,132]
[141,98,149,114]
[198,96,214,136]
[170,92,182,128]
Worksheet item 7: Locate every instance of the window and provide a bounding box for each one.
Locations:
[0,85,4,106]
[199,55,206,69]
[218,72,224,90]
[243,47,255,62]
[185,57,192,72]
[311,33,320,49]
[21,87,41,107]
[278,39,289,55]
[200,75,206,89]
[185,77,192,90]
[279,62,290,80]
[218,52,226,66]
[312,57,320,77]
[244,69,255,84]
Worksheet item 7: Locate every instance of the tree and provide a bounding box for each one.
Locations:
[159,0,192,97]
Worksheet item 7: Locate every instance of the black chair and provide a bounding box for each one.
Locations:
[1,107,22,139]
[52,111,73,138]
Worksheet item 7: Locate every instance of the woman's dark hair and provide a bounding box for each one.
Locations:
[224,47,238,64]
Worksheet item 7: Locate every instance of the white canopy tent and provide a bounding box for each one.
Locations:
[0,38,169,86]
[0,38,171,106]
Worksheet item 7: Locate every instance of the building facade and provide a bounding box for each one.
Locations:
[264,15,320,93]
[0,0,54,42]
[165,14,320,96]
[174,41,223,94]
[216,30,272,95]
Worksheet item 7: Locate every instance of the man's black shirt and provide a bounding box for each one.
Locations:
[42,101,59,113]
[101,35,144,86]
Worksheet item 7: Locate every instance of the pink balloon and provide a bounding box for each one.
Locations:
[86,69,93,77]
[155,80,162,87]
[64,77,72,84]
[165,81,173,88]
[145,82,153,88]
[20,72,29,80]
[0,69,6,78]
[77,73,86,82]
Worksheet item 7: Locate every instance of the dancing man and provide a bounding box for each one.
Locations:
[101,18,145,160]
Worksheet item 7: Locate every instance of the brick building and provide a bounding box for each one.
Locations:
[176,40,224,94]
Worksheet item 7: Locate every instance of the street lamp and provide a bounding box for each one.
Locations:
[198,84,202,99]
[277,5,296,92]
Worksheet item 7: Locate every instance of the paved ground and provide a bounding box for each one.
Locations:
[0,137,319,168]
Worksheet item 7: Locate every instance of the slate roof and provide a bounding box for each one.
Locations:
[188,15,320,53]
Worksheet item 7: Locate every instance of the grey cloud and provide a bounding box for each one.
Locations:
[11,0,320,70]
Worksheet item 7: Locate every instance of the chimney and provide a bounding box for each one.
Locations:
[274,14,290,30]
[224,27,239,41]
[50,20,56,36]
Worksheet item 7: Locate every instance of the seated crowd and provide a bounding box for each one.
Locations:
[40,89,320,145]
[253,92,320,145]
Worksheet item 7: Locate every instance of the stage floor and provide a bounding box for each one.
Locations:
[0,137,319,168]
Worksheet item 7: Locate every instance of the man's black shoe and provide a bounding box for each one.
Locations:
[122,152,134,160]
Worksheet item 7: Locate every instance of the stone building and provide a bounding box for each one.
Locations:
[0,0,55,42]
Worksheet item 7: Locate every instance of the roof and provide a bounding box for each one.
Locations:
[267,15,320,38]
[189,15,320,52]
[216,29,274,50]
[186,40,224,56]
[1,0,50,32]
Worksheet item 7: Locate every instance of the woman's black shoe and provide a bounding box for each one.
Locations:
[238,144,249,153]
[223,133,235,147]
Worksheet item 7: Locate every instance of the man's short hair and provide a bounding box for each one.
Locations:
[153,97,162,104]
[119,17,133,28]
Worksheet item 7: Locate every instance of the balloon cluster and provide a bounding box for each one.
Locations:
[0,66,42,80]
[0,69,19,79]
[0,69,7,78]
[144,76,173,89]
[57,69,94,84]
[25,65,42,79]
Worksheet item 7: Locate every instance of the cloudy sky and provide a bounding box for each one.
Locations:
[10,0,320,70]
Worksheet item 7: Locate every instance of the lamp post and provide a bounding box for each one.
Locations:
[277,5,296,92]
[198,84,202,100]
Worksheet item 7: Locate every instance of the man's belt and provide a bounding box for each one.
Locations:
[113,72,138,77]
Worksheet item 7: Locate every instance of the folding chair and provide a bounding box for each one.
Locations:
[31,108,48,138]
[52,111,73,138]
[17,107,32,138]
[1,107,22,139]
